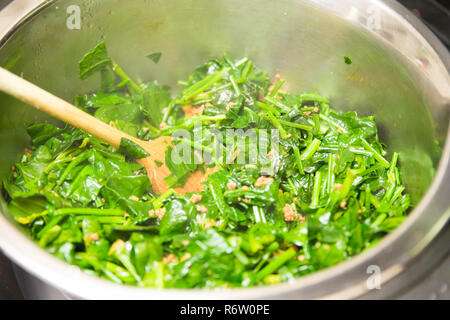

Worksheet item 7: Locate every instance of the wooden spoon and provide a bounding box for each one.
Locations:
[0,67,206,195]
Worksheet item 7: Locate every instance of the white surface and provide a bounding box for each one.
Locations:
[0,0,43,39]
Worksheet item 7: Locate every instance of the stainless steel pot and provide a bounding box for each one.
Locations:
[0,0,448,299]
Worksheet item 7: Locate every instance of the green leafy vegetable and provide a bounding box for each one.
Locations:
[118,138,149,159]
[1,43,413,289]
[147,52,162,64]
[79,42,112,80]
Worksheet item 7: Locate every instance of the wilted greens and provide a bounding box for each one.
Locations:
[2,43,411,288]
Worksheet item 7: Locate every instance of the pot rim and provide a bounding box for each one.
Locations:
[0,0,448,299]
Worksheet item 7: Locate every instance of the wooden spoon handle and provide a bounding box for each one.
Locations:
[0,67,137,149]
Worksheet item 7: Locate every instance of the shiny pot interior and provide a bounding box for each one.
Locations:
[0,0,448,299]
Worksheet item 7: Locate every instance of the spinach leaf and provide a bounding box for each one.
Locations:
[141,82,171,126]
[118,138,149,159]
[79,42,112,80]
[147,52,162,64]
[159,198,193,235]
[94,103,141,124]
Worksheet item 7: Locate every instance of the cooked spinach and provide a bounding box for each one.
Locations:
[147,52,162,64]
[118,138,149,159]
[1,43,412,288]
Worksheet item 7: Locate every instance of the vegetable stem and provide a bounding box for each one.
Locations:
[238,60,253,83]
[311,170,322,207]
[54,208,124,216]
[293,146,305,175]
[339,169,357,200]
[264,96,290,113]
[279,120,313,131]
[269,79,285,97]
[300,138,321,160]
[266,111,289,139]
[256,248,296,280]
[389,152,399,174]
[229,75,241,96]
[319,114,347,133]
[360,138,390,168]
[327,154,335,195]
[177,68,230,103]
[112,64,142,94]
[152,188,176,209]
[161,100,176,123]
[256,101,281,116]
